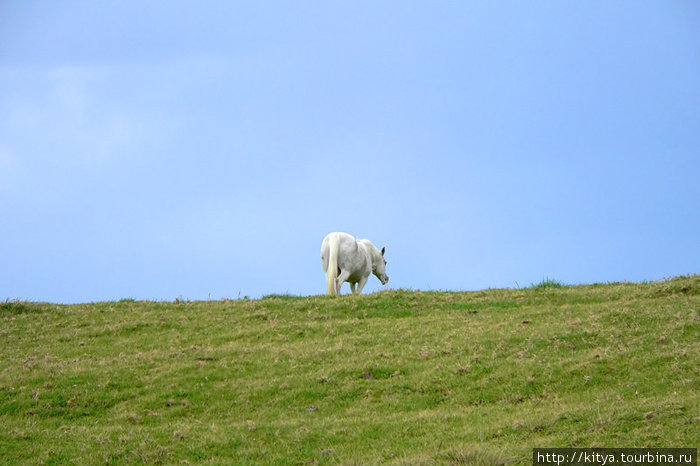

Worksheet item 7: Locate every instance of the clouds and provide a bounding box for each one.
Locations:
[48,67,145,163]
[1,65,145,197]
[1,55,237,198]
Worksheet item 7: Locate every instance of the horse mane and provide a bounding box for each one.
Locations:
[358,239,382,264]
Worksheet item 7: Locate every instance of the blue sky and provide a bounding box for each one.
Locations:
[1,2,698,303]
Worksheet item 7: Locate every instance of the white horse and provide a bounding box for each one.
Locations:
[321,232,389,295]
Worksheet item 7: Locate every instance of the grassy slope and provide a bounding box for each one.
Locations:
[0,276,698,465]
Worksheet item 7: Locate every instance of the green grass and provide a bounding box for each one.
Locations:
[530,277,568,289]
[1,276,698,464]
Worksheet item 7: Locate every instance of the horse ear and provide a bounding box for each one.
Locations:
[381,247,385,256]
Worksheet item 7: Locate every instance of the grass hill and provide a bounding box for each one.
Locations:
[1,276,698,464]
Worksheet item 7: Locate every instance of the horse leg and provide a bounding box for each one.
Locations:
[356,276,369,294]
[336,269,352,295]
[350,282,356,294]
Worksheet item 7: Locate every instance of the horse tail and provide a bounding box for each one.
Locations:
[326,233,340,295]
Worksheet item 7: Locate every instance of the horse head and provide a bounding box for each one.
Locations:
[374,246,389,285]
